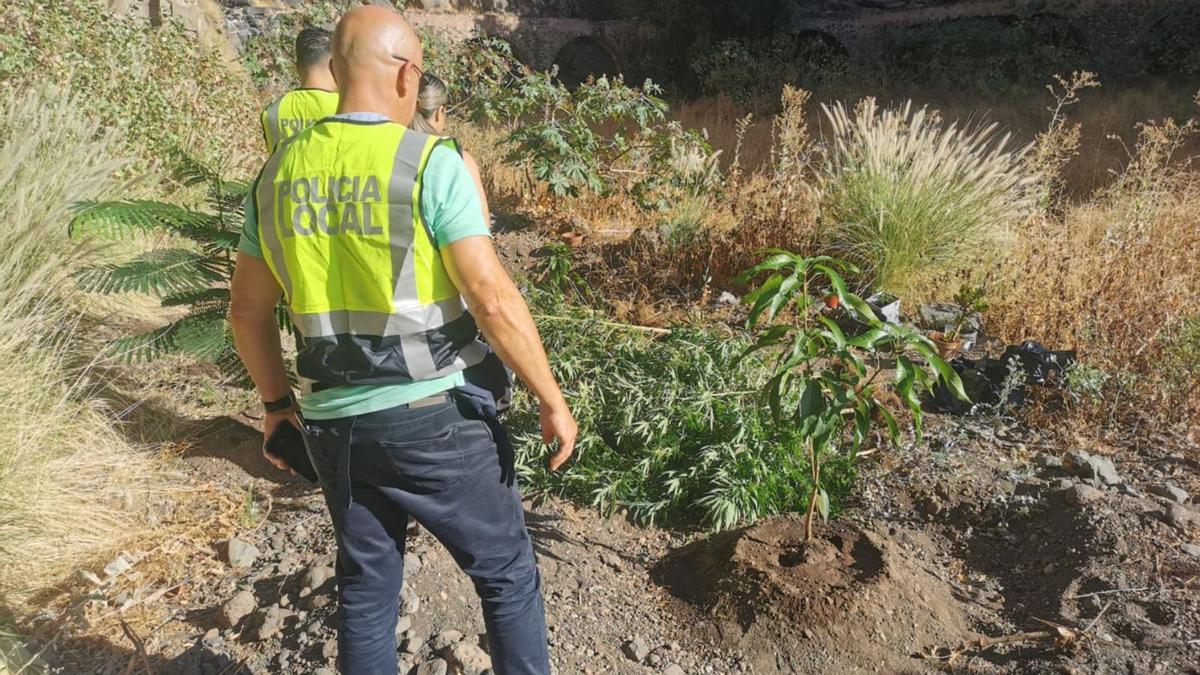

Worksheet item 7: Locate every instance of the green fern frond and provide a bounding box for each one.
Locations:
[109,323,180,363]
[162,287,230,308]
[78,248,224,295]
[109,307,231,364]
[174,153,221,189]
[71,200,219,240]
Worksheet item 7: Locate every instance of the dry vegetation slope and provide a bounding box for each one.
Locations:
[0,88,166,603]
[0,0,263,652]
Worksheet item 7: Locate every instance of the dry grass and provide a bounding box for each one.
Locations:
[0,88,168,603]
[991,112,1200,423]
[461,75,1200,424]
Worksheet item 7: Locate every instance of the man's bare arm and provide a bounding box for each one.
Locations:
[230,251,297,471]
[441,236,577,470]
[461,150,491,227]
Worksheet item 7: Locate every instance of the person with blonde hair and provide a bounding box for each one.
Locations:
[411,72,492,226]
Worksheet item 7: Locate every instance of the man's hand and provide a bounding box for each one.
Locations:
[540,403,577,471]
[262,409,301,474]
[231,251,299,475]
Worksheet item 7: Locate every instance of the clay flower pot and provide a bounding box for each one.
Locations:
[929,331,962,360]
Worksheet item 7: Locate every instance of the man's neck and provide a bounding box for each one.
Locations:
[336,93,407,125]
[298,70,336,92]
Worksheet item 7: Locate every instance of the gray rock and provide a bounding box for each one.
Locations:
[253,606,287,641]
[303,565,335,594]
[1053,478,1075,490]
[1036,454,1063,470]
[451,641,492,675]
[219,590,256,629]
[1065,483,1104,507]
[404,551,423,575]
[1149,483,1190,504]
[600,551,622,570]
[401,635,422,655]
[1180,543,1200,558]
[321,638,337,659]
[432,629,464,651]
[401,584,421,615]
[395,614,413,637]
[1065,450,1121,486]
[622,637,651,663]
[916,302,980,334]
[1117,483,1143,497]
[314,669,335,675]
[1163,504,1198,530]
[224,538,259,569]
[416,658,449,675]
[277,554,303,575]
[663,665,686,675]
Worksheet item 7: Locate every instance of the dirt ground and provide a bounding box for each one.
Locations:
[28,391,1198,675]
[20,232,1200,675]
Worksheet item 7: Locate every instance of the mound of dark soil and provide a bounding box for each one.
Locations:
[655,517,973,674]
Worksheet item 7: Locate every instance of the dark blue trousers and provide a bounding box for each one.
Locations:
[305,393,550,675]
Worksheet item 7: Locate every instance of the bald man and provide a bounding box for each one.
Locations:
[230,6,574,674]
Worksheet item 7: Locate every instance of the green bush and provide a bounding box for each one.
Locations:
[737,250,965,539]
[691,34,849,104]
[0,0,260,165]
[511,290,839,531]
[820,99,1035,297]
[879,15,1087,98]
[70,158,262,382]
[1139,6,1200,78]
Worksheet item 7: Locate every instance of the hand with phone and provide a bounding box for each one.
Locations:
[263,410,301,472]
[262,410,318,482]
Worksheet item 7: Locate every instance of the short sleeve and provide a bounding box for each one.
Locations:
[237,189,263,258]
[420,143,489,248]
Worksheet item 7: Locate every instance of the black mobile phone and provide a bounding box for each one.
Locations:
[266,421,319,483]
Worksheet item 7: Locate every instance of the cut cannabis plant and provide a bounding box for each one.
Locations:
[70,158,277,382]
[738,250,967,541]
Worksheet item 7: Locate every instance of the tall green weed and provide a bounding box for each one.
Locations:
[0,0,259,165]
[821,99,1035,296]
[511,292,854,531]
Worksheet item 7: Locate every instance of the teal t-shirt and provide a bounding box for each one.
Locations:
[239,113,489,420]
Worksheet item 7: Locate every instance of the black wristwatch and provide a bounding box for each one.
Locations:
[263,393,297,413]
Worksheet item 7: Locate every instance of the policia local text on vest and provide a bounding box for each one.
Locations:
[254,116,486,387]
[260,88,340,153]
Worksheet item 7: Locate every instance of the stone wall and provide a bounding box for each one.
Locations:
[785,0,1180,75]
[107,0,220,38]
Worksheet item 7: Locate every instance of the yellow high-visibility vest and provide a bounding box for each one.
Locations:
[253,118,485,385]
[260,89,340,152]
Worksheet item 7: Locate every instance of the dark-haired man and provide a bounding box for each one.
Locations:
[260,27,339,152]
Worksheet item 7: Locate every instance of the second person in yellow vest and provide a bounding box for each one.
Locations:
[260,27,340,152]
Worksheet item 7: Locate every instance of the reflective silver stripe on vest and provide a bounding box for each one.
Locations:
[256,133,298,300]
[264,97,283,150]
[289,298,466,338]
[387,130,444,379]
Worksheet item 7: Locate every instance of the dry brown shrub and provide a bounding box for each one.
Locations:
[991,115,1200,423]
